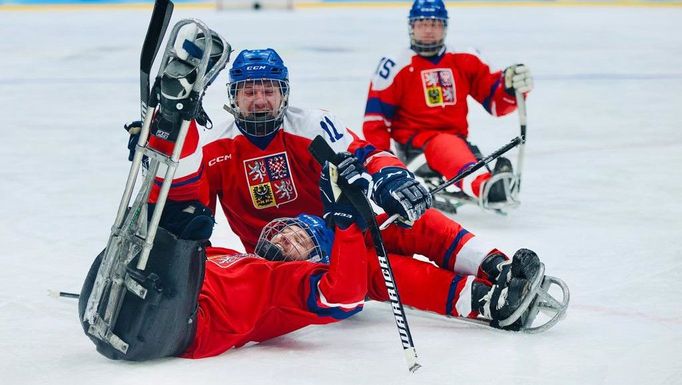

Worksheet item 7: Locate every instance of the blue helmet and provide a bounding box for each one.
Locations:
[409,0,448,22]
[255,214,334,264]
[408,0,449,56]
[228,48,288,83]
[226,48,290,137]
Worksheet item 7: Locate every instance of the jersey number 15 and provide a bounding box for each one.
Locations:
[375,57,396,80]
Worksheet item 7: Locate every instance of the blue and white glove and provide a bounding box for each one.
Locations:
[503,64,534,95]
[320,161,366,230]
[335,152,374,199]
[371,167,432,225]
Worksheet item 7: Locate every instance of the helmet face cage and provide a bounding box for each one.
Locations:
[226,48,290,137]
[409,17,448,56]
[227,78,290,137]
[255,217,325,263]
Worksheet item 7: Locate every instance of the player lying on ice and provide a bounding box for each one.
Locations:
[362,0,534,213]
[79,156,561,361]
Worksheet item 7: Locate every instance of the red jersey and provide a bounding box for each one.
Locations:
[149,106,404,252]
[363,49,519,150]
[182,224,368,359]
[181,209,498,359]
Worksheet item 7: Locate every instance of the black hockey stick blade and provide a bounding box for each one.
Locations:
[308,135,337,165]
[140,0,174,119]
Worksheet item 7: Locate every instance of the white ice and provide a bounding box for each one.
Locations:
[1,4,681,385]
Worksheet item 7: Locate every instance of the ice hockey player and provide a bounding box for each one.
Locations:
[134,47,432,252]
[78,160,542,361]
[362,0,534,210]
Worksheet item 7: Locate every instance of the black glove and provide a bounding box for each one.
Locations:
[151,200,215,241]
[320,162,366,230]
[124,120,143,162]
[335,152,373,199]
[371,167,432,224]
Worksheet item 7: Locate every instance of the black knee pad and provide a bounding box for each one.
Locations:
[78,227,206,361]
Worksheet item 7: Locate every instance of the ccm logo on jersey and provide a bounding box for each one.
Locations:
[208,154,232,166]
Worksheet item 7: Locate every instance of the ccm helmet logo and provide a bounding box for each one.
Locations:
[246,65,267,70]
[209,154,232,166]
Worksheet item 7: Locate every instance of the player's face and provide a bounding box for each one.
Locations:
[270,224,315,261]
[235,80,283,118]
[411,19,446,44]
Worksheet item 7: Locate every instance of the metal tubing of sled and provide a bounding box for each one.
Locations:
[82,18,231,353]
[136,120,191,270]
[83,108,156,326]
[114,110,156,229]
[522,275,570,334]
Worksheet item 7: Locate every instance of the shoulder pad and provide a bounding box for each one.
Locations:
[369,49,415,91]
[283,107,354,153]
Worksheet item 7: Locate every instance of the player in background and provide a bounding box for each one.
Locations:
[79,161,539,361]
[362,0,534,210]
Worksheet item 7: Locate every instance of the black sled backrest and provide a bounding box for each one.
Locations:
[78,227,206,361]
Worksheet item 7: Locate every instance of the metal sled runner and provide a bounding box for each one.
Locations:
[457,263,570,333]
[497,263,570,333]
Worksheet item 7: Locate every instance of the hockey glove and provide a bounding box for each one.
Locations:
[151,200,215,241]
[503,64,534,95]
[320,162,366,230]
[124,120,143,162]
[335,152,374,200]
[371,167,432,225]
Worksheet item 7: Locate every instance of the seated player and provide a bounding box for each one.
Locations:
[362,0,534,212]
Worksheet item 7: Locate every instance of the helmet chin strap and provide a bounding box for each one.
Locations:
[411,41,444,57]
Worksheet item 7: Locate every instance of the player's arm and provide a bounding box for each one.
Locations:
[466,54,533,117]
[344,133,432,224]
[318,100,432,225]
[296,224,368,322]
[362,56,402,151]
[273,163,371,321]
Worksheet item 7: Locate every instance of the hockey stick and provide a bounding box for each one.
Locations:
[48,290,79,299]
[308,136,421,373]
[514,90,527,193]
[140,0,174,119]
[380,136,522,230]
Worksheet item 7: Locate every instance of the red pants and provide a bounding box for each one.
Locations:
[409,132,491,198]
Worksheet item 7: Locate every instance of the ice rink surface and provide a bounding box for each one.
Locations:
[1,4,681,384]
